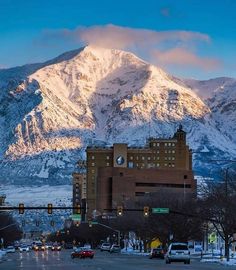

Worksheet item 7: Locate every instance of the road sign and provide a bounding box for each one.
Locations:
[152,208,169,214]
[71,214,81,221]
[91,221,98,225]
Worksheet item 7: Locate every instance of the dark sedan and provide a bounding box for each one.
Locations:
[149,247,166,259]
[71,247,94,259]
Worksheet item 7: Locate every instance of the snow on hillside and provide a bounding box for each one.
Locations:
[0,45,235,185]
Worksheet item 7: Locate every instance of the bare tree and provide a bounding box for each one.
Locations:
[199,169,236,261]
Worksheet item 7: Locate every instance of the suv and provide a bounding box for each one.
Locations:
[100,243,111,252]
[165,242,190,264]
[110,244,121,253]
[149,247,166,259]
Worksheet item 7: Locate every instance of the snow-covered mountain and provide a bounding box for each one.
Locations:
[0,45,235,185]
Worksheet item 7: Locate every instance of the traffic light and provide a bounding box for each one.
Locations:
[48,203,53,214]
[143,206,150,217]
[117,206,123,216]
[19,203,24,214]
[75,204,81,214]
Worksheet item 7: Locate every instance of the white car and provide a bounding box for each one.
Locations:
[5,246,16,253]
[165,242,190,264]
[110,244,121,253]
[0,250,6,261]
[19,245,30,252]
[100,243,111,252]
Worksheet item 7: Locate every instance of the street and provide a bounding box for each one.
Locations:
[1,249,236,270]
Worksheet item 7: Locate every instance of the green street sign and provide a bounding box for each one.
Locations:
[152,208,169,214]
[71,214,81,221]
[91,221,98,225]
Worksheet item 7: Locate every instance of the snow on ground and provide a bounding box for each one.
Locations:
[0,185,72,206]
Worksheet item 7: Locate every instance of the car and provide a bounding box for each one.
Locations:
[5,246,16,253]
[71,247,94,259]
[0,250,7,261]
[19,245,30,252]
[100,243,111,252]
[110,244,121,253]
[45,242,53,250]
[149,247,166,259]
[165,242,190,264]
[33,243,46,251]
[51,243,61,251]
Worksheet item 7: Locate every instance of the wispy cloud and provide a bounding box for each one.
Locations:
[152,48,221,71]
[38,24,221,73]
[160,7,171,17]
[41,24,210,50]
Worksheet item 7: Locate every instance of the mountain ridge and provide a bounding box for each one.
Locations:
[0,45,235,184]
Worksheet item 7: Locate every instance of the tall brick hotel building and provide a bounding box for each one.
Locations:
[82,125,196,217]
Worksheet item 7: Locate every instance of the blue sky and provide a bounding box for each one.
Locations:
[0,0,236,79]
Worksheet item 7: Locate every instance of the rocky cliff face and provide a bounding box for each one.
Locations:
[0,46,235,184]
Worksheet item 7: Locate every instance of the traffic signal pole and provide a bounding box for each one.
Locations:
[95,222,121,246]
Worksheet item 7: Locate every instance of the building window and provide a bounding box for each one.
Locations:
[168,150,172,153]
[106,156,110,160]
[164,157,167,160]
[172,150,175,154]
[153,157,156,160]
[156,163,160,167]
[172,157,175,160]
[168,157,171,160]
[156,150,160,153]
[172,143,175,146]
[136,156,139,160]
[157,143,160,147]
[106,163,110,166]
[165,150,168,153]
[92,169,95,173]
[130,156,133,160]
[91,162,95,166]
[164,143,167,147]
[120,172,124,177]
[172,163,175,167]
[128,161,134,168]
[142,156,145,160]
[147,157,151,160]
[184,175,188,179]
[91,156,95,160]
[153,143,156,147]
[136,163,139,167]
[164,163,167,166]
[168,142,171,146]
[157,157,159,160]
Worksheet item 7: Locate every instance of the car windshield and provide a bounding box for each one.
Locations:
[171,244,188,250]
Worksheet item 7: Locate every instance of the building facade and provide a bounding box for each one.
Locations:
[72,160,87,214]
[86,125,196,217]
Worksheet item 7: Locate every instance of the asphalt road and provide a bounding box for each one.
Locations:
[1,249,236,270]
